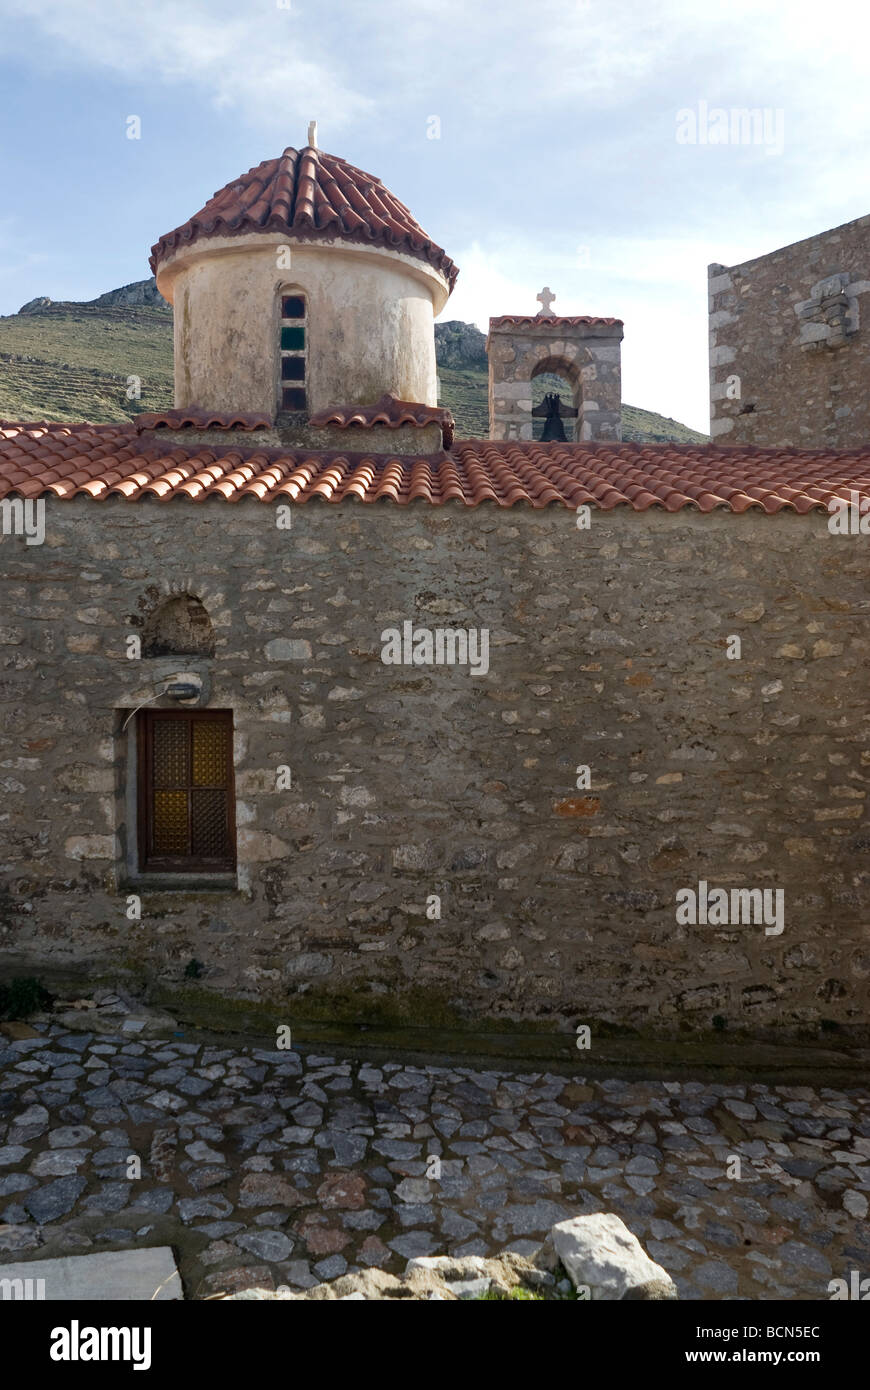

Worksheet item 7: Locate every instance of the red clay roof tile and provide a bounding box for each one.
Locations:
[2,421,870,513]
[150,147,458,291]
[309,394,455,447]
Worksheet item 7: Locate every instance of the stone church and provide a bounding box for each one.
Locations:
[1,135,869,1049]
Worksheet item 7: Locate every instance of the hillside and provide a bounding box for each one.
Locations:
[0,283,708,443]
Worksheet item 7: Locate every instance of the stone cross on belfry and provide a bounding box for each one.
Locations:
[536,286,556,316]
[308,120,318,148]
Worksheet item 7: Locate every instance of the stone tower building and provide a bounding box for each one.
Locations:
[709,213,870,447]
[486,304,623,442]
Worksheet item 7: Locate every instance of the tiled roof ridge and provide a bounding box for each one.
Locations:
[0,418,137,436]
[489,314,623,328]
[149,146,459,290]
[3,419,870,510]
[132,408,272,432]
[309,393,455,447]
[4,418,870,460]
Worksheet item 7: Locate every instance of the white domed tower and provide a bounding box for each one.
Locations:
[149,132,457,445]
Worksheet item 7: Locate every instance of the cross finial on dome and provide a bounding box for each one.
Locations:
[536,286,556,315]
[308,120,318,149]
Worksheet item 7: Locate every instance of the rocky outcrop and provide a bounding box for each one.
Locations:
[86,277,169,310]
[434,319,487,369]
[16,279,169,316]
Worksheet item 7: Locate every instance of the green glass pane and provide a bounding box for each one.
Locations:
[281,325,305,350]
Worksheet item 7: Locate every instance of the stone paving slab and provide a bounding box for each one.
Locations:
[0,1246,181,1299]
[0,1022,868,1300]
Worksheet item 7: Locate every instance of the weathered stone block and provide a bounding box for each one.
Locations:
[264,638,312,661]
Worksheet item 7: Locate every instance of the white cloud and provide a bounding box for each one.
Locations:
[0,0,373,131]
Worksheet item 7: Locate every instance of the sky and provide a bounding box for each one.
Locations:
[1,0,869,432]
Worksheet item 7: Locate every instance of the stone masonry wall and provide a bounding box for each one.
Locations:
[1,499,869,1042]
[709,213,870,446]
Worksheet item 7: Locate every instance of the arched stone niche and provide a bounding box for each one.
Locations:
[142,594,215,659]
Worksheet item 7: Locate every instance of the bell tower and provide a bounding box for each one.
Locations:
[487,290,623,442]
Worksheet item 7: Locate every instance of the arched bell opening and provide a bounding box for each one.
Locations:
[530,358,580,442]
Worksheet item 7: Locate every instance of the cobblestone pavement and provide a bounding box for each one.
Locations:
[1,1021,868,1299]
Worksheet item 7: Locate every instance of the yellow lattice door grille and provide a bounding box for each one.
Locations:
[139,710,235,871]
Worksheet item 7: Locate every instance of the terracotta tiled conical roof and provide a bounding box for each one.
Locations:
[150,146,458,290]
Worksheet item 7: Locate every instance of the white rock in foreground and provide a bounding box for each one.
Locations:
[219,1217,679,1301]
[551,1213,677,1300]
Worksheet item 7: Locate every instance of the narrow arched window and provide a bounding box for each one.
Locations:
[279,292,307,413]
